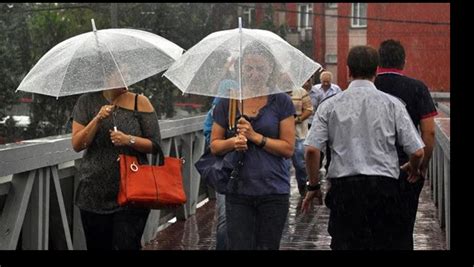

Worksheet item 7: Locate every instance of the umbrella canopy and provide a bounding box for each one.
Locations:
[16,19,184,98]
[163,23,321,100]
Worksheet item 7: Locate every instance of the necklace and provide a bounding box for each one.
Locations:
[245,97,266,115]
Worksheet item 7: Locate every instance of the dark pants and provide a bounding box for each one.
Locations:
[398,170,425,250]
[225,194,289,250]
[80,208,150,250]
[325,175,405,250]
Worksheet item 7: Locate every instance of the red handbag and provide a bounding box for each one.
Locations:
[117,148,187,209]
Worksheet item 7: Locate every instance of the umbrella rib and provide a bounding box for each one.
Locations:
[94,32,129,90]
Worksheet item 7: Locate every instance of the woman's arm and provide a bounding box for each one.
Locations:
[72,104,114,152]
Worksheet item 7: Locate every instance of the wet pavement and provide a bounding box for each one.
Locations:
[143,173,446,250]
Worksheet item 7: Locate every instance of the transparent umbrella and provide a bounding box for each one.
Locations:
[163,18,321,103]
[16,19,184,98]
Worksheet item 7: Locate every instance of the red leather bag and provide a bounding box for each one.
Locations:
[117,148,187,209]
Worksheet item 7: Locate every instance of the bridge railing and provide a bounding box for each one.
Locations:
[0,115,207,250]
[428,96,450,250]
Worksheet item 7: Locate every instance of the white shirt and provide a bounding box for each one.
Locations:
[304,80,424,179]
[308,83,342,123]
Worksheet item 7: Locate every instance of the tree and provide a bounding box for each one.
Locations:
[0,4,36,142]
[24,3,102,137]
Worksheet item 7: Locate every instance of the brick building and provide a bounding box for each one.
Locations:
[245,3,450,91]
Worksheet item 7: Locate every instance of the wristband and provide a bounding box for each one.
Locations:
[306,181,321,191]
[258,136,267,148]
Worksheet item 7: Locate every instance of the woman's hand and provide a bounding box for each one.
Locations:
[109,129,130,146]
[236,117,258,143]
[234,134,248,152]
[96,105,115,121]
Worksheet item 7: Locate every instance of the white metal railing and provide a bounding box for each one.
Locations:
[428,113,450,249]
[0,115,207,250]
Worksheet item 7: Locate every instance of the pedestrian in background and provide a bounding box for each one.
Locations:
[302,45,425,250]
[375,39,437,250]
[309,70,341,173]
[288,78,313,196]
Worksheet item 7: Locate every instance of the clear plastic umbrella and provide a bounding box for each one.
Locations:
[163,17,321,102]
[16,19,184,98]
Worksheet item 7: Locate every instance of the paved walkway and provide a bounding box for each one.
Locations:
[143,175,446,250]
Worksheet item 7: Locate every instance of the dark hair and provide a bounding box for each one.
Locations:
[378,39,405,69]
[347,45,379,79]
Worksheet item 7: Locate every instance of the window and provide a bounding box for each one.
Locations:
[326,3,338,9]
[243,7,256,27]
[325,54,338,64]
[297,4,313,30]
[351,3,367,28]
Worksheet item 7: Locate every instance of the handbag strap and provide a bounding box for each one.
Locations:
[133,93,165,166]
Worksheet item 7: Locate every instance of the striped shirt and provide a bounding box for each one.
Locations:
[304,80,424,179]
[308,83,342,124]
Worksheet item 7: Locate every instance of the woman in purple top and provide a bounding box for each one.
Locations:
[210,41,296,250]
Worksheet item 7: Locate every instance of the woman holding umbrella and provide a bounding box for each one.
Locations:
[210,41,296,250]
[71,68,162,250]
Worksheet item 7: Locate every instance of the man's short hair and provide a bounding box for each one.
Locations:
[378,39,405,69]
[347,45,379,79]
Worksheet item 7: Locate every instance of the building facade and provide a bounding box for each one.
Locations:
[248,3,450,92]
[335,3,450,91]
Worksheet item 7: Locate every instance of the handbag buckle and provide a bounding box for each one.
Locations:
[130,162,139,172]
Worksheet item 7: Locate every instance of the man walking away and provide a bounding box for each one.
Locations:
[302,45,425,250]
[375,39,437,250]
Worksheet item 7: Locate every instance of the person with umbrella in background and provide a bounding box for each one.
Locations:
[16,19,184,250]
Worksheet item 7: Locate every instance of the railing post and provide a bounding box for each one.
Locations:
[50,166,73,249]
[22,168,49,250]
[72,161,87,250]
[437,150,445,228]
[0,170,36,250]
[443,154,450,249]
[178,133,195,220]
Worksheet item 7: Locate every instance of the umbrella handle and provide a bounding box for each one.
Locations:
[91,19,97,32]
